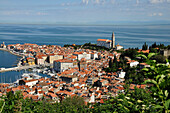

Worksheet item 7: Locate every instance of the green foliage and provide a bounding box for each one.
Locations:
[121,48,138,60]
[2,91,23,113]
[142,42,148,50]
[0,93,87,113]
[64,42,111,51]
[125,66,145,84]
[91,88,159,113]
[105,56,127,73]
[143,63,170,113]
[149,42,169,50]
[136,53,156,65]
[151,55,167,63]
[61,96,87,113]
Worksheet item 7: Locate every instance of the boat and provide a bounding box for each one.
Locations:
[21,73,41,79]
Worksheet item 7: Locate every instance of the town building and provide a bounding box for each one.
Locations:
[19,79,38,87]
[111,32,115,48]
[0,42,6,48]
[97,39,112,48]
[115,43,123,50]
[48,54,63,64]
[127,60,139,67]
[36,56,45,65]
[73,52,91,60]
[53,59,77,72]
[97,32,115,48]
[160,49,170,58]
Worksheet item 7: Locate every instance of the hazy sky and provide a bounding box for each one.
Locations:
[0,0,170,24]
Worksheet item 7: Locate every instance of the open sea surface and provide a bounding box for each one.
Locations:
[0,24,170,49]
[0,24,170,83]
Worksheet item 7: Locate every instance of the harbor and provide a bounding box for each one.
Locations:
[0,65,39,73]
[0,48,53,83]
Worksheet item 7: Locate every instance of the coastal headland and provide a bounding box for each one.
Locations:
[0,40,169,113]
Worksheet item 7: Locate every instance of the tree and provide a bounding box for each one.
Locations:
[61,96,87,113]
[109,58,113,69]
[152,55,166,63]
[136,52,156,65]
[143,63,170,113]
[91,87,158,113]
[2,91,23,113]
[121,48,138,60]
[142,42,148,50]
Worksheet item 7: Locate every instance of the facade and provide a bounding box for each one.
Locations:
[73,52,91,60]
[115,43,123,50]
[26,57,35,65]
[48,54,63,64]
[97,39,111,48]
[91,52,98,60]
[127,60,139,67]
[118,71,126,78]
[111,32,115,48]
[97,32,115,48]
[36,56,45,65]
[0,42,6,48]
[19,79,38,87]
[53,59,75,72]
[160,49,170,58]
[139,63,150,69]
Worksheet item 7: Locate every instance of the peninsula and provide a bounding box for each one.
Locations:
[0,34,169,113]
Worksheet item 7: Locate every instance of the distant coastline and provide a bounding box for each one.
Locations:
[0,22,170,26]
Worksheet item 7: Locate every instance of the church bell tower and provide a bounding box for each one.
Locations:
[111,32,115,48]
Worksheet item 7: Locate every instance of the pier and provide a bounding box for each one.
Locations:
[0,63,52,73]
[0,65,38,73]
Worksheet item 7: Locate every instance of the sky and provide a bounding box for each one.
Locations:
[0,0,170,25]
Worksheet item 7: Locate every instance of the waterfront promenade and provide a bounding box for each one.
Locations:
[0,63,52,73]
[0,65,38,73]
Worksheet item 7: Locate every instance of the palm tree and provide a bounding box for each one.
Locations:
[136,52,157,65]
[143,63,170,113]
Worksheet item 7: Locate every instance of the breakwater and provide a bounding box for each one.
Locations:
[0,65,38,73]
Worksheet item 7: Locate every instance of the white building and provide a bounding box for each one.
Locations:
[127,60,139,67]
[115,43,123,50]
[36,56,45,65]
[91,52,98,60]
[19,79,38,87]
[118,71,126,78]
[89,93,95,103]
[73,52,91,60]
[53,59,76,72]
[48,54,63,64]
[97,39,111,48]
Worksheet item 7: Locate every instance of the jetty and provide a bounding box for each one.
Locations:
[0,65,38,73]
[0,63,52,73]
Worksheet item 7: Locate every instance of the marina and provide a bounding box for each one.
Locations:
[0,49,53,83]
[0,24,170,84]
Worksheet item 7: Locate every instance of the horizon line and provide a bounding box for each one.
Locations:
[1,22,170,26]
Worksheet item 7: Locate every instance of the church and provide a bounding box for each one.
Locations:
[0,42,6,48]
[97,32,115,48]
[97,32,123,50]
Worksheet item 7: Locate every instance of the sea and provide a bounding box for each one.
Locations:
[0,24,170,83]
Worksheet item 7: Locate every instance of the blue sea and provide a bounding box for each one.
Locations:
[0,24,170,49]
[0,50,50,83]
[0,24,170,83]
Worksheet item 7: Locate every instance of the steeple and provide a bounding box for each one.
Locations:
[111,32,115,48]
